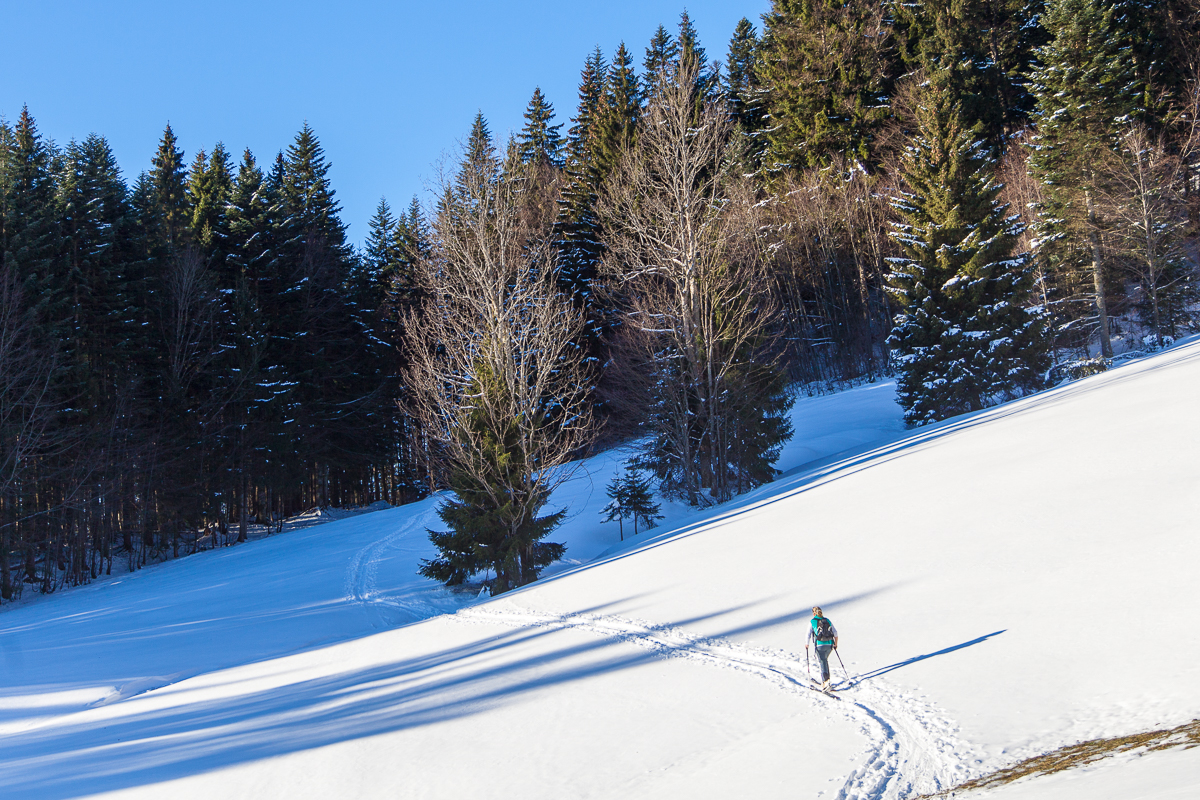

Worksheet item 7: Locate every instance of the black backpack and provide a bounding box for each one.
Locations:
[814,617,834,643]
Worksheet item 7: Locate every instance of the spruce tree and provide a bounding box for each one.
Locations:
[2,107,61,318]
[1027,0,1143,358]
[222,148,272,540]
[891,0,1045,149]
[57,133,137,412]
[758,0,894,172]
[397,196,429,309]
[452,112,498,209]
[224,149,271,286]
[724,19,770,174]
[602,466,662,540]
[187,142,233,253]
[555,48,608,300]
[420,370,567,593]
[592,43,641,180]
[517,88,565,168]
[679,11,721,101]
[268,124,386,504]
[888,88,1050,424]
[363,197,399,277]
[150,124,190,252]
[725,19,761,127]
[360,195,419,333]
[124,169,166,417]
[642,25,679,95]
[279,123,350,251]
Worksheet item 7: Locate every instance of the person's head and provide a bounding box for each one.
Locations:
[812,606,823,618]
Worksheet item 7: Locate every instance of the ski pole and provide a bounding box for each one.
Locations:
[835,647,849,680]
[805,646,811,679]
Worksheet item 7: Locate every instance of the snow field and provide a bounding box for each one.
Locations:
[2,341,1199,798]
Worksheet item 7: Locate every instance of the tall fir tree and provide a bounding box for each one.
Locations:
[221,147,273,539]
[187,142,233,253]
[592,43,641,180]
[125,169,164,366]
[676,10,721,105]
[261,124,388,505]
[513,90,567,235]
[725,18,762,127]
[891,0,1046,150]
[150,124,190,253]
[363,196,399,279]
[887,88,1050,424]
[517,88,565,168]
[555,48,608,300]
[57,133,138,415]
[758,0,894,172]
[360,194,421,332]
[643,24,680,95]
[224,149,271,288]
[724,19,770,173]
[2,107,62,321]
[450,112,499,216]
[400,195,430,293]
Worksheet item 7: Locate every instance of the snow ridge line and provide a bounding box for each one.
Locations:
[456,601,979,800]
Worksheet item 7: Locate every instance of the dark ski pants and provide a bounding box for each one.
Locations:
[816,645,833,683]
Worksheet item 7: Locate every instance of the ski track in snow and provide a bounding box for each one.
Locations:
[455,600,981,800]
[344,506,449,627]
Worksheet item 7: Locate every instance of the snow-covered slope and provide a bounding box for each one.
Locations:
[1,343,1197,799]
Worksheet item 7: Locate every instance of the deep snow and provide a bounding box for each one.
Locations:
[1,343,1198,799]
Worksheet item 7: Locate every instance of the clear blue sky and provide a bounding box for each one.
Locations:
[0,1,770,247]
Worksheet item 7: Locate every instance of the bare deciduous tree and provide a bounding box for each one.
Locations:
[765,159,896,382]
[403,144,595,593]
[997,132,1056,333]
[598,56,792,506]
[1094,91,1200,343]
[161,246,219,395]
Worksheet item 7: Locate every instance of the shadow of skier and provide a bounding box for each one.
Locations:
[842,630,1006,687]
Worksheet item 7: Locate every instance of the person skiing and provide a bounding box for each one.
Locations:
[807,606,839,690]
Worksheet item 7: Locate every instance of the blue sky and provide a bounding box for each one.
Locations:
[1,1,769,247]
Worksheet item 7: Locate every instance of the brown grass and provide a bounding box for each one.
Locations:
[915,719,1200,798]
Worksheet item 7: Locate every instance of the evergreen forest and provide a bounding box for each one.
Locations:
[2,0,1197,599]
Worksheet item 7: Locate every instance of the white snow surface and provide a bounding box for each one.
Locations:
[1,343,1198,799]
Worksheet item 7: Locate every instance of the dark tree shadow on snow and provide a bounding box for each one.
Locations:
[0,594,862,800]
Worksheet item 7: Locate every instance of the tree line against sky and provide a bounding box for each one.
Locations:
[1,0,1197,598]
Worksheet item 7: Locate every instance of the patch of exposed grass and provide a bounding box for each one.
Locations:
[916,719,1200,797]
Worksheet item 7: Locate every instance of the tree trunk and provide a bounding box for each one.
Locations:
[1085,189,1113,358]
[1,521,11,600]
[238,469,248,543]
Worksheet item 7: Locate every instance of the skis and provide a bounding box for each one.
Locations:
[809,679,842,699]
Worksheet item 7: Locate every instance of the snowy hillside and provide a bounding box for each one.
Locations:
[2,342,1199,799]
